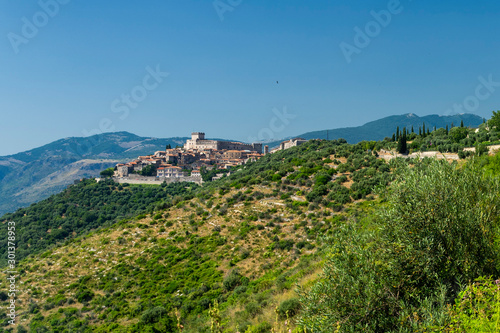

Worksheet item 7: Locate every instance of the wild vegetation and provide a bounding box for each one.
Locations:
[1,112,500,332]
[385,116,500,156]
[0,180,199,266]
[299,158,500,331]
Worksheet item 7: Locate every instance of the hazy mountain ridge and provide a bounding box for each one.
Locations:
[0,132,190,216]
[267,113,484,147]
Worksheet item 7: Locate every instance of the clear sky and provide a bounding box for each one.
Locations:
[1,0,500,156]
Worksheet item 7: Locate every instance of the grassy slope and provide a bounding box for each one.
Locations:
[0,139,393,332]
[1,124,499,332]
[0,183,336,332]
[0,180,199,267]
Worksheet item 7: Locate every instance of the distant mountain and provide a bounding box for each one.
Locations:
[0,132,189,216]
[267,113,484,147]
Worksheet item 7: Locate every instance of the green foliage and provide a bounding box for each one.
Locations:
[489,110,500,129]
[397,130,407,154]
[99,168,115,178]
[245,321,273,333]
[0,179,198,266]
[139,164,157,176]
[298,223,399,331]
[223,270,244,291]
[75,287,94,303]
[314,173,331,186]
[137,306,178,332]
[298,159,500,332]
[381,160,500,295]
[449,126,469,143]
[430,277,500,332]
[277,298,301,319]
[478,151,500,176]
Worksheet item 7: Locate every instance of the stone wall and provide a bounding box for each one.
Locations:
[113,175,203,185]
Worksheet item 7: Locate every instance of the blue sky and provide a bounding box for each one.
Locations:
[1,0,500,155]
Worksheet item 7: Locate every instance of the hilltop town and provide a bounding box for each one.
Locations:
[114,132,307,183]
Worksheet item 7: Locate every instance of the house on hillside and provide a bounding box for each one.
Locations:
[157,165,184,178]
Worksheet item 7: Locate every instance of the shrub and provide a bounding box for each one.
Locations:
[245,302,261,318]
[381,160,500,298]
[432,277,500,332]
[278,298,301,319]
[298,159,500,332]
[246,322,273,333]
[76,288,94,303]
[298,223,397,332]
[223,270,243,291]
[140,306,167,324]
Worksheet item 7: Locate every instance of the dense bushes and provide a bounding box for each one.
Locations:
[434,277,500,332]
[298,159,500,332]
[0,179,198,266]
[381,160,500,299]
[298,223,398,331]
[277,298,301,319]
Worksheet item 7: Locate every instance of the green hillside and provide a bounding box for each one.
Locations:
[0,139,394,332]
[0,113,485,217]
[1,113,500,332]
[0,180,198,267]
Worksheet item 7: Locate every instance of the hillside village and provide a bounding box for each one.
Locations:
[114,132,308,183]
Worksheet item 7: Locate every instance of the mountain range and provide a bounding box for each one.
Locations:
[0,113,484,216]
[267,113,484,146]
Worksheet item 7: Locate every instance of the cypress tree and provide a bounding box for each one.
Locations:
[419,127,422,136]
[396,126,400,140]
[392,133,396,142]
[427,128,430,135]
[397,130,407,154]
[411,126,414,133]
[422,123,426,136]
[460,120,464,127]
[446,125,449,135]
[451,122,454,128]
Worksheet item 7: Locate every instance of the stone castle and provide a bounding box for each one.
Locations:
[184,132,263,153]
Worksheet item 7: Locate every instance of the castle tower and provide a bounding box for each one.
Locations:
[191,132,205,141]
